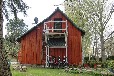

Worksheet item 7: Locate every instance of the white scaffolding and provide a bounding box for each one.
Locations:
[43,20,68,67]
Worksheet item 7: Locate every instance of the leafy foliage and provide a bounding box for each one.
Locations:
[64,0,93,56]
[5,18,28,42]
[4,18,28,57]
[64,0,114,62]
[107,60,114,68]
[2,0,29,19]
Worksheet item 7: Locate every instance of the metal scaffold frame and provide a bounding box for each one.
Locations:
[43,20,68,67]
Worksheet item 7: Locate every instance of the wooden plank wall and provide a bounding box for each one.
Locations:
[18,25,43,64]
[49,48,66,61]
[67,21,82,65]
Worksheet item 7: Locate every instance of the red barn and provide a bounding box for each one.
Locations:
[17,7,85,67]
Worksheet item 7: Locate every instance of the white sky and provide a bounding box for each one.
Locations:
[3,0,114,37]
[3,0,65,36]
[20,0,65,26]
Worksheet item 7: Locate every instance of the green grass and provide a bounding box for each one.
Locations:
[11,67,97,76]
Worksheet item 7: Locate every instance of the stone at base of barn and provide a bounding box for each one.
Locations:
[12,62,27,72]
[19,64,27,72]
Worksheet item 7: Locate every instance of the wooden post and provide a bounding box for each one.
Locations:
[45,46,48,67]
[81,36,84,64]
[44,21,48,67]
[66,45,68,62]
[44,22,45,30]
[47,46,49,67]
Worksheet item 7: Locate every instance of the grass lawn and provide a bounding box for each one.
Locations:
[11,67,97,76]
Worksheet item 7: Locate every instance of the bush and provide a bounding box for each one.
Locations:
[84,57,89,62]
[84,56,96,63]
[85,60,97,68]
[100,62,108,68]
[107,60,114,69]
[107,56,114,60]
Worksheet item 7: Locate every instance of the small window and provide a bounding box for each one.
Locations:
[54,18,62,32]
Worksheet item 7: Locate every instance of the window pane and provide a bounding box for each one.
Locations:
[54,18,62,32]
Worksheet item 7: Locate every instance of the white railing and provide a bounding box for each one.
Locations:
[44,20,68,33]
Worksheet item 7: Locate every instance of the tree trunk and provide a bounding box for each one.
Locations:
[94,29,99,61]
[0,1,12,76]
[100,30,106,62]
[99,0,106,62]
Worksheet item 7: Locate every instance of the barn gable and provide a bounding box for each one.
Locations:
[17,7,85,42]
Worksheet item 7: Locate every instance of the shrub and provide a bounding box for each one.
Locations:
[86,60,97,68]
[107,56,114,60]
[107,60,114,69]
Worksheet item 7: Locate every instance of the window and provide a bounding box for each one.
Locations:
[54,18,62,32]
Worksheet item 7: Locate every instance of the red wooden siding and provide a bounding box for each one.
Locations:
[18,10,82,65]
[67,21,82,65]
[18,25,43,64]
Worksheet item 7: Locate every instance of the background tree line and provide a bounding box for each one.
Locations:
[4,18,28,58]
[64,0,114,62]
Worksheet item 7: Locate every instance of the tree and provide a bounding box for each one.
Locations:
[64,0,114,62]
[0,0,29,75]
[104,31,114,56]
[64,0,93,57]
[4,18,28,58]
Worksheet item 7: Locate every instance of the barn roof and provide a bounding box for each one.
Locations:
[17,7,85,42]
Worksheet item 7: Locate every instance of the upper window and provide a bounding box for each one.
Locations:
[54,18,62,32]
